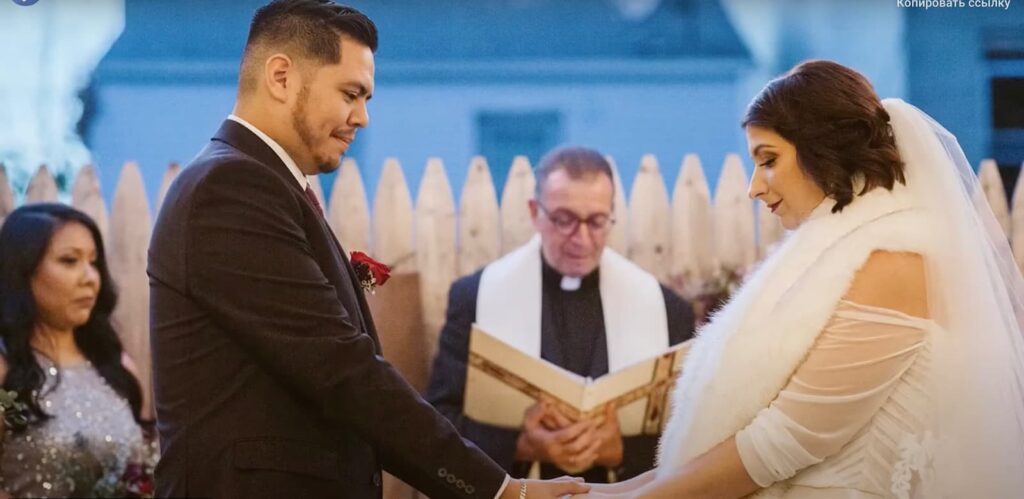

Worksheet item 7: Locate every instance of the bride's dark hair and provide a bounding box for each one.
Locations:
[742,60,905,212]
[0,203,143,431]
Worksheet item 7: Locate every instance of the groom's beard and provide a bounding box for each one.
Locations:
[292,85,343,174]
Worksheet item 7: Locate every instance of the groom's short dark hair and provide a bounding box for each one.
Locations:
[239,0,377,93]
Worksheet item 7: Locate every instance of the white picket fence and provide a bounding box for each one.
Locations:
[1,155,1019,422]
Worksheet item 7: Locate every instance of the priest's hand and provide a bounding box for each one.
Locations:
[591,403,624,469]
[515,401,601,473]
[543,403,623,469]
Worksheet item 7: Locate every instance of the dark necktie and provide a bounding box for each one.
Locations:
[304,184,323,217]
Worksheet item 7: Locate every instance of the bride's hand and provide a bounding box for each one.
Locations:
[499,476,590,499]
[569,492,622,498]
[568,482,630,498]
[570,469,657,497]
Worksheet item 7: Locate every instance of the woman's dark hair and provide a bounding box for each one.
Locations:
[0,203,142,431]
[742,60,905,212]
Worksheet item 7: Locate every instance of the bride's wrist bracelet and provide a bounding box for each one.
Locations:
[519,479,527,499]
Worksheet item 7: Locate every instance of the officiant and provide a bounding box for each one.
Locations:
[425,146,695,484]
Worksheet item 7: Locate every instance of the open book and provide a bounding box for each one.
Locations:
[463,324,692,436]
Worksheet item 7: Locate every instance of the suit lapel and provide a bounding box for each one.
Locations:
[318,216,381,349]
[212,120,381,350]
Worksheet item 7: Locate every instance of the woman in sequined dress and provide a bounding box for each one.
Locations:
[0,203,149,497]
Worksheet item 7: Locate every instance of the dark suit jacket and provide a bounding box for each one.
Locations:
[149,120,506,499]
[425,269,695,483]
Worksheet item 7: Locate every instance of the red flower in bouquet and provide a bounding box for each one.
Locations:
[120,462,155,498]
[90,438,159,498]
[350,251,391,294]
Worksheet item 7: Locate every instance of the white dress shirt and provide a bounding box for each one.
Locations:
[227,114,309,190]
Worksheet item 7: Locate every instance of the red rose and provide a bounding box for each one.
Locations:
[134,473,155,497]
[350,251,391,290]
[120,462,155,498]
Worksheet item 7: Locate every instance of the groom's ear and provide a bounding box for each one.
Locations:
[264,53,299,104]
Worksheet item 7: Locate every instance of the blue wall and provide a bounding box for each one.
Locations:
[89,74,748,209]
[87,0,751,210]
[906,6,1024,169]
[81,0,1024,212]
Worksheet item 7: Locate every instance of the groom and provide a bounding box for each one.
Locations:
[148,1,588,498]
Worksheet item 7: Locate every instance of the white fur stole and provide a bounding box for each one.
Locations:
[656,187,930,496]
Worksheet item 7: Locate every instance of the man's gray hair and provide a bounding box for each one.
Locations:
[534,146,616,198]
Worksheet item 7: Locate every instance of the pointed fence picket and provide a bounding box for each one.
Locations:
[671,154,715,288]
[415,158,457,361]
[329,158,371,254]
[373,158,416,273]
[713,154,757,271]
[628,154,672,283]
[107,161,154,421]
[25,165,58,203]
[457,156,501,277]
[499,156,536,254]
[71,164,110,239]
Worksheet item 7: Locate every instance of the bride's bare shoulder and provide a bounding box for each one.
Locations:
[844,250,928,319]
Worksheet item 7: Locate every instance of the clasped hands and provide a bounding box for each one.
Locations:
[515,400,624,475]
[496,401,623,499]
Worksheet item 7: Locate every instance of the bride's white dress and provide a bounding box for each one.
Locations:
[655,99,1024,498]
[735,300,934,498]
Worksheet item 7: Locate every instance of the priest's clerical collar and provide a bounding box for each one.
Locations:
[541,253,600,292]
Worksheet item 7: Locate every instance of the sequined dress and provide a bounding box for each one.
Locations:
[0,355,145,497]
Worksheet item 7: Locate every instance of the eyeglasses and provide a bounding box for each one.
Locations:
[537,201,616,236]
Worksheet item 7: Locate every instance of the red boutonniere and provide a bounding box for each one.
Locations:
[350,251,391,294]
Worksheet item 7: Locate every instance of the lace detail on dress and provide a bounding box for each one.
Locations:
[891,431,936,499]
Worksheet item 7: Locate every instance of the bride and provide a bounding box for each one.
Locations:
[578,60,1024,498]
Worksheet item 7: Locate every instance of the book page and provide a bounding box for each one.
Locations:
[464,325,586,427]
[583,340,691,410]
[464,324,692,434]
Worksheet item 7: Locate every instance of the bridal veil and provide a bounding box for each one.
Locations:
[883,98,1024,497]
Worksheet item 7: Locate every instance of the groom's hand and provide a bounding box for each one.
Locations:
[498,477,590,499]
[516,402,601,473]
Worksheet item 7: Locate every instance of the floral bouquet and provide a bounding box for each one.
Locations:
[0,389,28,431]
[93,437,159,498]
[670,266,747,325]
